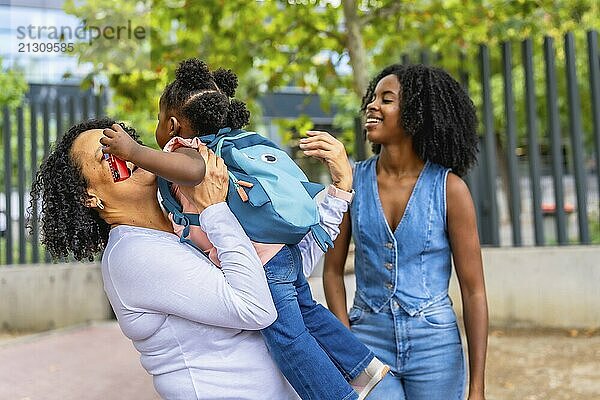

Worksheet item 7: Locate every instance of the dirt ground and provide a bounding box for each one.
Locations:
[1,326,599,399]
[485,329,600,400]
[309,275,600,399]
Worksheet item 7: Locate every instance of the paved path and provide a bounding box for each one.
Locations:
[0,276,344,400]
[1,277,599,400]
[0,322,160,400]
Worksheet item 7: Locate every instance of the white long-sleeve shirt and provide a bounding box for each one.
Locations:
[101,194,348,400]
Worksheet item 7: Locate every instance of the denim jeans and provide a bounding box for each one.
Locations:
[349,296,466,400]
[261,245,373,400]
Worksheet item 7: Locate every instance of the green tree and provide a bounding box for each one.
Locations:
[63,0,600,153]
[0,57,28,190]
[0,57,27,110]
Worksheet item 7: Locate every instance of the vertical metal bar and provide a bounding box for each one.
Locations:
[477,48,492,246]
[43,100,50,161]
[501,41,522,246]
[465,139,484,243]
[522,38,545,245]
[401,53,410,65]
[544,36,568,245]
[30,101,39,263]
[420,50,430,65]
[43,100,51,263]
[82,94,89,120]
[44,99,51,263]
[479,44,500,246]
[56,97,63,140]
[17,107,26,263]
[354,116,366,161]
[460,49,478,230]
[3,107,13,264]
[54,97,64,258]
[459,47,484,237]
[587,30,600,223]
[69,95,76,127]
[101,90,107,116]
[464,171,476,206]
[476,136,490,244]
[95,93,102,117]
[564,32,590,244]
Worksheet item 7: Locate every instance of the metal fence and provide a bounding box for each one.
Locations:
[0,92,105,265]
[356,30,600,247]
[472,32,599,246]
[2,31,600,265]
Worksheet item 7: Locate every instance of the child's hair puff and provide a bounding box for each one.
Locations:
[161,58,250,135]
[212,68,238,98]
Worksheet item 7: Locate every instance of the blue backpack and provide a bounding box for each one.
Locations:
[157,127,334,252]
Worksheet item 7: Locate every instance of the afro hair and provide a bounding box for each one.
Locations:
[161,58,250,135]
[29,118,141,261]
[361,64,479,176]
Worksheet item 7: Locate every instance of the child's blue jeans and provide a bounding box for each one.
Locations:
[260,245,373,400]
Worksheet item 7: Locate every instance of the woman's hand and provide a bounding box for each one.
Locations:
[178,146,228,211]
[100,123,142,161]
[299,130,352,191]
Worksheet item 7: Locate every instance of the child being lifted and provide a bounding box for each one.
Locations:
[100,58,388,400]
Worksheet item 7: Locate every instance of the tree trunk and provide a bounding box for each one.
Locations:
[342,0,368,99]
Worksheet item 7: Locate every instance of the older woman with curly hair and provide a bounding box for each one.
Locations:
[97,59,388,400]
[30,114,359,399]
[321,64,489,400]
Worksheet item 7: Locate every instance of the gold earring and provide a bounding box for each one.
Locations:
[97,199,105,210]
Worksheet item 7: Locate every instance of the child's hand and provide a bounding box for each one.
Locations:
[100,123,141,161]
[299,130,353,192]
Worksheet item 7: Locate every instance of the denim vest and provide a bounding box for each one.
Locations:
[351,156,452,316]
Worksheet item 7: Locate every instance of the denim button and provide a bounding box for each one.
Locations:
[386,282,393,290]
[384,262,393,270]
[392,300,399,309]
[385,242,394,249]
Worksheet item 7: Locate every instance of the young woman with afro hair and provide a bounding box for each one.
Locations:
[99,58,390,399]
[320,64,488,400]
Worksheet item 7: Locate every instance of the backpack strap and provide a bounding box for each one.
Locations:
[310,224,334,253]
[157,177,181,214]
[214,131,257,203]
[157,176,201,240]
[157,177,217,264]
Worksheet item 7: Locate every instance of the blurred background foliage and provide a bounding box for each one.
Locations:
[57,0,600,154]
[0,56,28,110]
